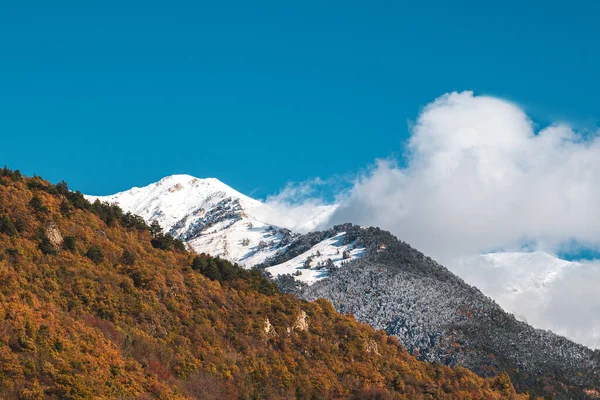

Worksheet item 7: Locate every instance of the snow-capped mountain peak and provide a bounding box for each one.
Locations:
[87,174,261,231]
[86,174,343,273]
[87,175,286,265]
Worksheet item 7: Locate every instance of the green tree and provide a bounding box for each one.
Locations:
[38,236,56,255]
[86,245,104,264]
[173,238,186,252]
[55,180,69,196]
[0,215,16,236]
[191,256,207,271]
[66,190,90,210]
[121,249,135,266]
[202,259,221,281]
[29,196,49,214]
[62,236,76,252]
[150,220,163,238]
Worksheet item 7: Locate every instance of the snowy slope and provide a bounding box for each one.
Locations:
[86,174,351,278]
[87,175,292,266]
[86,175,262,234]
[450,252,600,349]
[265,232,365,284]
[454,252,575,296]
[86,176,600,349]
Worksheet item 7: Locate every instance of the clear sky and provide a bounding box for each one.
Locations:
[1,0,598,197]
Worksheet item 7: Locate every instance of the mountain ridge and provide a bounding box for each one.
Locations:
[0,167,529,399]
[87,173,600,398]
[274,224,600,398]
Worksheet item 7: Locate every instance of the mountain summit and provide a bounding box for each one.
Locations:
[87,174,262,231]
[87,175,338,271]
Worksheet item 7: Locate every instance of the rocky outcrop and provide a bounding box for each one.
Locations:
[168,183,183,192]
[264,318,275,336]
[287,310,309,334]
[45,222,63,248]
[364,340,380,355]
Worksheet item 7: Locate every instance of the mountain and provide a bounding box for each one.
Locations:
[87,175,338,276]
[88,174,600,398]
[0,168,527,399]
[451,252,600,350]
[266,225,600,399]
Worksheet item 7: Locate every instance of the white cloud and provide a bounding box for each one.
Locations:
[311,91,600,348]
[256,178,339,233]
[264,92,600,347]
[326,91,600,263]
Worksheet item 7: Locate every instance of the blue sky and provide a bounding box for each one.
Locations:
[1,1,598,198]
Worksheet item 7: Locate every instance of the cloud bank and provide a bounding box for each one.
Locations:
[328,91,600,263]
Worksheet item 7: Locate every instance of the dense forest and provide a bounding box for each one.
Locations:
[0,167,529,399]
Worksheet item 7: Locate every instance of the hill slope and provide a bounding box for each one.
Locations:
[0,168,526,399]
[263,224,600,399]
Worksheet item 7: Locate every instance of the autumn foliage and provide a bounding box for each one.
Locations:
[0,168,529,399]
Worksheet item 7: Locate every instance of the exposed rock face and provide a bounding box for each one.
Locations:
[291,310,309,333]
[364,340,380,355]
[264,318,275,336]
[168,183,183,192]
[45,222,63,248]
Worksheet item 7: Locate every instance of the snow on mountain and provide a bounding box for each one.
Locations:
[86,175,289,266]
[454,251,575,297]
[86,174,600,353]
[86,175,261,232]
[450,251,600,349]
[86,175,351,280]
[265,232,365,284]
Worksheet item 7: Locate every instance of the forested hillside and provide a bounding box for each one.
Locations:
[0,168,527,399]
[267,224,600,399]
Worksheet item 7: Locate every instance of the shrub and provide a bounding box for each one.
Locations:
[38,236,56,255]
[86,245,104,264]
[0,215,16,236]
[121,249,135,266]
[62,236,76,252]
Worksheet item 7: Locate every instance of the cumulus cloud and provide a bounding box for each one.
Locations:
[308,91,600,348]
[327,91,600,263]
[265,92,600,347]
